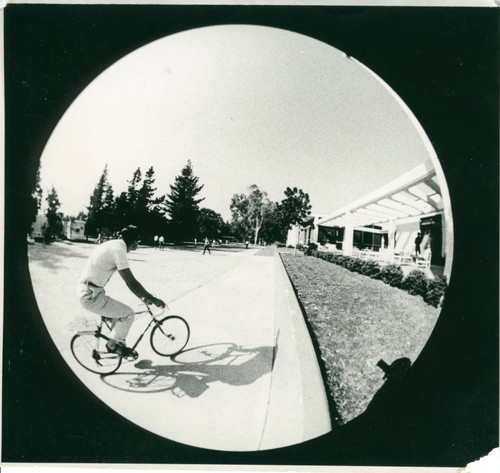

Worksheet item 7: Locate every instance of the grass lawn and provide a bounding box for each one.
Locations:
[280,252,440,425]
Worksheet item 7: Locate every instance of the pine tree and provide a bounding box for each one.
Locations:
[113,191,130,232]
[33,168,43,214]
[135,166,166,241]
[127,167,142,216]
[135,166,155,223]
[166,160,204,243]
[87,165,113,236]
[101,183,115,232]
[45,185,63,238]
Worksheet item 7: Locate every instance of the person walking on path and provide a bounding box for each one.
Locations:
[154,235,159,249]
[77,225,165,356]
[159,235,165,251]
[202,237,211,255]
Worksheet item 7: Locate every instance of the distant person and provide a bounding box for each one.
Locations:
[194,238,198,249]
[203,237,211,255]
[414,232,423,256]
[245,240,249,250]
[154,235,159,249]
[77,225,165,357]
[95,231,103,245]
[42,224,50,247]
[159,235,165,251]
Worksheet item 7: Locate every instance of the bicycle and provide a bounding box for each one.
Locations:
[70,302,190,375]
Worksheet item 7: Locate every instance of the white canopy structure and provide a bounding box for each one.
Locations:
[316,159,453,278]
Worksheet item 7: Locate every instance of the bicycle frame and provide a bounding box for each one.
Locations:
[97,303,165,352]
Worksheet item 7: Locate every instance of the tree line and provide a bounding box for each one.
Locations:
[31,160,312,245]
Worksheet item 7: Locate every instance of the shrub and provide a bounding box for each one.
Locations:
[346,257,363,273]
[335,255,348,267]
[304,242,318,256]
[361,260,381,278]
[379,264,404,287]
[425,275,448,307]
[402,269,428,298]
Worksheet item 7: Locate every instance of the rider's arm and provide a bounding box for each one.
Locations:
[118,268,165,307]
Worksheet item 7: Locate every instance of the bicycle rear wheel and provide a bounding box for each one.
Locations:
[150,316,190,357]
[71,332,122,375]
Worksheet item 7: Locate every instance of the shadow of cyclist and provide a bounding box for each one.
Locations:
[101,343,275,397]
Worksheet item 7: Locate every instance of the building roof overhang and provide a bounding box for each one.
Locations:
[317,159,443,228]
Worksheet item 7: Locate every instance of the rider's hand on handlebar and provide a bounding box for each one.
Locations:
[152,297,166,308]
[142,296,165,308]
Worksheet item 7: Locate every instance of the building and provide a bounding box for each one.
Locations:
[286,214,324,248]
[302,159,453,278]
[31,214,48,240]
[65,219,87,241]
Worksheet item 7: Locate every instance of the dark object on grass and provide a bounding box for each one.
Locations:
[377,358,411,381]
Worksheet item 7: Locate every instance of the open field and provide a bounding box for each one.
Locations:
[280,252,440,424]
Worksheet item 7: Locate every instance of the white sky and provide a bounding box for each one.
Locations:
[39,24,433,221]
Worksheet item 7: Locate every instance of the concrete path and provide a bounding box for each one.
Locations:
[28,241,331,451]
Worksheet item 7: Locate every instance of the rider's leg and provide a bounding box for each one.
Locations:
[78,284,134,345]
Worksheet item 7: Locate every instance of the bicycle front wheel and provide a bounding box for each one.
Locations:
[71,332,122,375]
[150,316,190,357]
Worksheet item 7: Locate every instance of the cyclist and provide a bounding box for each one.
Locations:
[77,225,165,356]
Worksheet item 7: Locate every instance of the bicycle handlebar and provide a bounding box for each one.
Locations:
[137,299,167,317]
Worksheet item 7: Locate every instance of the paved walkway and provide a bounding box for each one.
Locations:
[28,241,331,451]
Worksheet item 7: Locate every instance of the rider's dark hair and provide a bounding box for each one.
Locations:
[121,225,140,246]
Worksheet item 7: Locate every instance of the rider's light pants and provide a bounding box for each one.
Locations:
[77,283,134,344]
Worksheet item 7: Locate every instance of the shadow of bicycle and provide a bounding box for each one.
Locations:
[100,343,276,397]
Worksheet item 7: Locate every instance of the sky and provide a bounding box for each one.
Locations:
[39,24,435,222]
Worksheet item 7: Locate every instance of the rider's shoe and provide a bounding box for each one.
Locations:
[106,340,136,358]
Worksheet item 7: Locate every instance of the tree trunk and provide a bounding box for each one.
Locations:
[254,218,261,245]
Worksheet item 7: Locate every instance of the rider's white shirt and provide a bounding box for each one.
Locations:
[79,239,129,287]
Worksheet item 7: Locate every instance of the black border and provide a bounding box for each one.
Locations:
[3,4,499,467]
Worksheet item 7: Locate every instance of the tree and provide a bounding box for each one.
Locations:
[45,185,63,238]
[32,168,43,215]
[133,166,167,241]
[101,183,115,229]
[198,208,227,240]
[127,167,142,215]
[87,165,114,236]
[277,186,312,228]
[108,166,167,240]
[165,160,204,243]
[258,202,285,244]
[75,211,87,221]
[113,191,130,232]
[230,184,272,244]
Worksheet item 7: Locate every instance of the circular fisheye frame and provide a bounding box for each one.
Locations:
[28,24,452,451]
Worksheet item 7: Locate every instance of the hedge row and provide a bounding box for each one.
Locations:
[304,249,447,307]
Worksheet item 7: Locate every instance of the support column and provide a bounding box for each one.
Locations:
[388,220,396,262]
[343,211,354,256]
